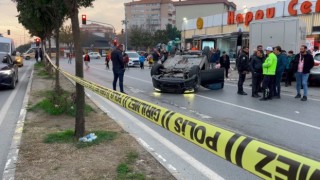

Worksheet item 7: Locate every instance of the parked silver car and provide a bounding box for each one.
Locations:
[309,53,320,85]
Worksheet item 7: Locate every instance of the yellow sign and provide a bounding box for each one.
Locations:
[196,18,204,30]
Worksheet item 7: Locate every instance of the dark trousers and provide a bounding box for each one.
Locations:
[238,73,246,93]
[113,68,125,92]
[106,61,109,69]
[223,67,229,78]
[252,72,263,95]
[262,75,275,99]
[285,69,293,85]
[273,71,283,97]
[140,62,144,69]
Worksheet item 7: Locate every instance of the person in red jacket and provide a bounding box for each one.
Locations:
[105,53,110,69]
[84,52,90,69]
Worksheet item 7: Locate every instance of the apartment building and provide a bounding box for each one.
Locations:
[174,0,237,30]
[124,0,176,31]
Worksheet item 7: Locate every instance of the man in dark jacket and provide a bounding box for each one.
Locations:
[219,51,230,78]
[236,46,250,95]
[291,45,314,101]
[273,46,287,99]
[250,50,264,98]
[111,44,126,94]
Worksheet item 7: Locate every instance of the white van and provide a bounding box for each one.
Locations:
[0,35,17,57]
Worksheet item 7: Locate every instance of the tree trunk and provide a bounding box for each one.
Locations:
[55,27,60,92]
[48,37,52,59]
[67,2,85,138]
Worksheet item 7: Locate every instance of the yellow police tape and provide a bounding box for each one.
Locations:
[46,56,320,179]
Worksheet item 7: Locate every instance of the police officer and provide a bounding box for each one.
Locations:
[236,46,250,95]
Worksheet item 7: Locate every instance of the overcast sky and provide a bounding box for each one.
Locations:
[0,0,280,46]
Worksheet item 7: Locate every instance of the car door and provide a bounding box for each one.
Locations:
[7,55,18,79]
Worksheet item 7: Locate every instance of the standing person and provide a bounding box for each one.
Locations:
[219,51,230,79]
[236,46,250,95]
[105,53,110,69]
[291,45,314,101]
[68,53,72,64]
[147,54,154,68]
[35,49,39,62]
[260,47,277,101]
[83,52,90,69]
[111,44,126,94]
[152,49,160,64]
[250,50,264,98]
[139,52,145,69]
[209,48,217,69]
[123,52,129,69]
[39,48,43,61]
[273,46,287,99]
[285,50,295,86]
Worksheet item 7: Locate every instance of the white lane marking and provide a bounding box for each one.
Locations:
[0,65,31,127]
[224,83,320,102]
[196,94,320,130]
[155,153,167,162]
[67,66,320,130]
[88,91,224,180]
[295,111,300,114]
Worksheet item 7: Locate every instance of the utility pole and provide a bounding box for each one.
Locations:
[122,18,129,51]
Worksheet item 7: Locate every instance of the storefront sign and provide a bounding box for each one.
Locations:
[196,18,204,30]
[228,0,320,26]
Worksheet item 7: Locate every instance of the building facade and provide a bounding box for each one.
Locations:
[182,0,320,59]
[124,0,176,31]
[174,0,236,30]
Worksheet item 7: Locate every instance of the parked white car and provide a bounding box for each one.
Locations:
[83,52,101,59]
[126,51,140,66]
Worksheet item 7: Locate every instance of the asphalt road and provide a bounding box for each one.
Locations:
[0,60,33,179]
[59,58,320,179]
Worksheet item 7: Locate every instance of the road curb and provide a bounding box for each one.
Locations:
[2,69,34,180]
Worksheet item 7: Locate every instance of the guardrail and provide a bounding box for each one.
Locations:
[45,54,320,180]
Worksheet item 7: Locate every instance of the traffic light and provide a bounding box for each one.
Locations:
[7,30,10,35]
[82,14,87,25]
[121,29,124,34]
[35,38,40,46]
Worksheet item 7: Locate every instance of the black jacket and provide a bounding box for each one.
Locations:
[291,53,314,74]
[250,55,264,73]
[111,48,124,69]
[237,51,250,72]
[219,55,230,69]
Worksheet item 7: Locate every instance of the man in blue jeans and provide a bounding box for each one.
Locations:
[291,45,314,101]
[273,46,287,99]
[111,44,126,94]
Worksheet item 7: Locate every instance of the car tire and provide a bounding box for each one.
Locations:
[151,63,164,76]
[200,68,225,86]
[26,56,30,60]
[189,65,201,92]
[10,74,16,89]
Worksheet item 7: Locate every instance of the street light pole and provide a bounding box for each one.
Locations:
[122,18,129,51]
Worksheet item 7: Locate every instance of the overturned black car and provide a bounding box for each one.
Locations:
[150,50,224,93]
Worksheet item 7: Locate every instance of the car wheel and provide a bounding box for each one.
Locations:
[10,74,16,89]
[151,63,164,76]
[200,68,225,86]
[26,56,30,60]
[189,65,201,92]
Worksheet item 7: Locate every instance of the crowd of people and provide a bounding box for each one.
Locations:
[85,43,315,99]
[235,44,315,101]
